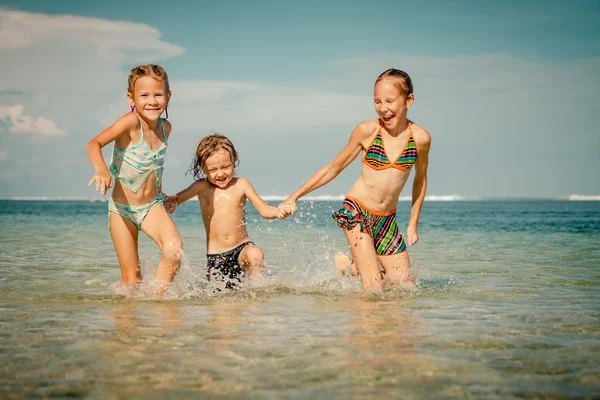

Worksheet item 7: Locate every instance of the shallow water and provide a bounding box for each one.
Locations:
[1,200,599,399]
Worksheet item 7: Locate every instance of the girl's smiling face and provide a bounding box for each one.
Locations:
[203,148,235,189]
[373,78,413,131]
[128,76,170,122]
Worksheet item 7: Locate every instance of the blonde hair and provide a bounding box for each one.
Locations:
[127,64,170,94]
[188,134,239,180]
[375,69,413,99]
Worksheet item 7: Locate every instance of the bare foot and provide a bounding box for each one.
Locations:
[335,253,359,276]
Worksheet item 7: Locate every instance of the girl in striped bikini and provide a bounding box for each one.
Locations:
[279,69,431,289]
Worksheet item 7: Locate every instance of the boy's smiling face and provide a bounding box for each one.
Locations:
[203,148,235,189]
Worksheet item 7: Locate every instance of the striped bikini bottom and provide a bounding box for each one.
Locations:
[332,196,406,256]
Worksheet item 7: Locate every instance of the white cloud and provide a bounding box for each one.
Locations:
[0,104,65,137]
[0,9,184,94]
[0,9,183,56]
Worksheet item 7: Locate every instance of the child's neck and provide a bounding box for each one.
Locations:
[138,114,161,131]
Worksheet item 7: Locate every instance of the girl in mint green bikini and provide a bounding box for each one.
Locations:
[86,64,183,290]
[279,69,432,290]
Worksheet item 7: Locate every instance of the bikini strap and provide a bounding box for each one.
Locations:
[134,113,145,144]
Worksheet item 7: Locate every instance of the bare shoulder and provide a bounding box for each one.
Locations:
[354,119,380,138]
[116,112,140,131]
[410,122,431,150]
[231,177,253,193]
[110,112,141,144]
[235,177,251,187]
[350,120,380,146]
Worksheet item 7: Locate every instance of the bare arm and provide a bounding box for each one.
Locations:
[165,180,204,213]
[243,179,281,219]
[406,130,431,246]
[280,121,372,215]
[86,113,138,195]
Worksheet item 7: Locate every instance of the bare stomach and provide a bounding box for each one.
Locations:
[111,177,161,206]
[207,231,250,254]
[346,175,408,212]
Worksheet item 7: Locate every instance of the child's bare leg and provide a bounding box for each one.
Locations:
[109,213,141,286]
[343,227,384,289]
[378,250,416,289]
[335,253,359,276]
[142,206,183,287]
[239,244,266,279]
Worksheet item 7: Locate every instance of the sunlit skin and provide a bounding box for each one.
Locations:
[88,76,171,203]
[279,76,431,290]
[85,70,181,288]
[166,147,284,280]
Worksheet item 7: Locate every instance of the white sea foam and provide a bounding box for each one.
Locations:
[567,194,600,201]
[399,195,465,202]
[262,194,464,202]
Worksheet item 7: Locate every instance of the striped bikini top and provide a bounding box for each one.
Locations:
[362,122,418,171]
[109,117,167,193]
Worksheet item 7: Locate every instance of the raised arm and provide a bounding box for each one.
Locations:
[242,179,281,219]
[280,121,372,215]
[86,113,138,195]
[406,128,431,246]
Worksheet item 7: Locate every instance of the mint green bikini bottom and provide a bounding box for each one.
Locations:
[108,193,163,231]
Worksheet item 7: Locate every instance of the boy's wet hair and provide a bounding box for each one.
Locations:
[128,64,170,94]
[188,134,239,181]
[375,68,413,100]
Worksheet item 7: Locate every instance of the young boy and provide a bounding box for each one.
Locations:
[165,134,283,290]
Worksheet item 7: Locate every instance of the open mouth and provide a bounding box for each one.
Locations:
[382,114,394,123]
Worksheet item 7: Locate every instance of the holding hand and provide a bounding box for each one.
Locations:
[163,194,178,214]
[88,170,112,195]
[278,199,297,218]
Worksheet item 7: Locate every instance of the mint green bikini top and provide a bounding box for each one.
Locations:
[109,117,167,193]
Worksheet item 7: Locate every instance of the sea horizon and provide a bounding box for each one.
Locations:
[3,194,600,202]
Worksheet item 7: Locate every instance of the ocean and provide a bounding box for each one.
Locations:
[1,199,599,399]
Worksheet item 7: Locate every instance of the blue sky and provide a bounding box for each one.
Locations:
[0,0,599,199]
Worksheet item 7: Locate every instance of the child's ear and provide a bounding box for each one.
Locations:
[126,91,134,107]
[406,93,415,108]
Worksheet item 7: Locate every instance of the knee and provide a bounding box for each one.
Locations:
[245,246,264,265]
[162,239,183,263]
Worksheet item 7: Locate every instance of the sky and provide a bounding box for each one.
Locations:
[0,0,599,200]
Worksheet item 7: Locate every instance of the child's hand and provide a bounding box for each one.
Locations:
[278,199,296,218]
[276,205,287,219]
[406,226,419,246]
[88,171,112,195]
[163,194,178,214]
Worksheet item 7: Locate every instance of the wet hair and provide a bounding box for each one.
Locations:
[188,134,239,181]
[375,69,413,99]
[127,64,170,95]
